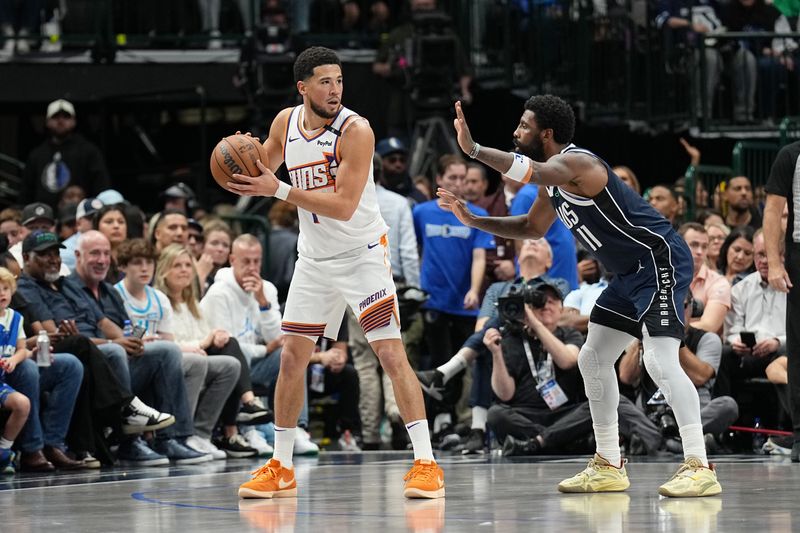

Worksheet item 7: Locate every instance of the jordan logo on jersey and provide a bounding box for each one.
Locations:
[288,155,337,191]
[554,199,604,251]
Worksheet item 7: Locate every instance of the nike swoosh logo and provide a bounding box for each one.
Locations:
[288,137,300,142]
[437,476,444,486]
[278,478,293,489]
[406,422,421,429]
[367,242,380,249]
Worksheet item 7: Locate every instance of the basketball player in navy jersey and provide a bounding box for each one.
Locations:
[438,95,721,497]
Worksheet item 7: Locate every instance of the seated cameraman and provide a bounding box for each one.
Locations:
[485,281,662,456]
[619,293,738,451]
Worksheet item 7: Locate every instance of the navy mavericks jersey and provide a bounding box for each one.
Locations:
[545,144,691,276]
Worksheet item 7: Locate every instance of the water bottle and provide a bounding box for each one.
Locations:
[36,330,51,368]
[753,417,766,454]
[123,320,133,337]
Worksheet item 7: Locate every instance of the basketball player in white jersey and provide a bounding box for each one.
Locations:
[226,46,444,500]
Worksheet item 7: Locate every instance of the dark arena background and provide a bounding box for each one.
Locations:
[1,1,799,531]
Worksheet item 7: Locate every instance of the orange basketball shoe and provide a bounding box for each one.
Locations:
[238,458,297,499]
[403,459,445,499]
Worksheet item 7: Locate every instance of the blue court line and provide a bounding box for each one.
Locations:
[131,486,544,524]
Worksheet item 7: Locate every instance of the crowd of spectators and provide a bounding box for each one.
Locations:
[0,92,794,477]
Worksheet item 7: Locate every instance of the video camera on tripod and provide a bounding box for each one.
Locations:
[408,10,460,110]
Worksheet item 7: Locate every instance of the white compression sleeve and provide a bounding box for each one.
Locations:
[578,322,637,466]
[641,331,707,465]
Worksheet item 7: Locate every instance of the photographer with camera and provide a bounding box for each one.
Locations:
[484,281,662,457]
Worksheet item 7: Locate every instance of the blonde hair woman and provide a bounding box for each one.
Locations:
[155,244,272,457]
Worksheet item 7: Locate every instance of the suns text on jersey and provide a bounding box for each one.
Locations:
[288,158,337,191]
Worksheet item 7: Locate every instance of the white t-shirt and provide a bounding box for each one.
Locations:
[0,308,25,357]
[113,282,174,336]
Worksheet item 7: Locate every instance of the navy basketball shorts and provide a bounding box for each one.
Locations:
[589,242,693,340]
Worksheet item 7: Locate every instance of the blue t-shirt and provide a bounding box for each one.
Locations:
[510,185,579,290]
[413,200,496,316]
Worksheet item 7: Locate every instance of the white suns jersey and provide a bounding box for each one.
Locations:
[283,104,388,259]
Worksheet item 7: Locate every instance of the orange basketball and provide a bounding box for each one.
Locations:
[210,134,269,189]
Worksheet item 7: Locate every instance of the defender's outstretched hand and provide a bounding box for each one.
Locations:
[228,160,280,197]
[437,188,475,227]
[453,101,476,155]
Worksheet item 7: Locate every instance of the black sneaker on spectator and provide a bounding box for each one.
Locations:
[236,398,273,425]
[152,438,213,465]
[416,370,445,401]
[501,435,541,457]
[458,428,486,455]
[214,434,258,458]
[70,450,101,469]
[432,423,461,451]
[121,397,176,434]
[117,437,169,466]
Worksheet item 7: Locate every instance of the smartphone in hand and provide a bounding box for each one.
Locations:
[740,331,757,349]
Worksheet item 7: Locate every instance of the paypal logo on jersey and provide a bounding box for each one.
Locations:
[425,224,471,239]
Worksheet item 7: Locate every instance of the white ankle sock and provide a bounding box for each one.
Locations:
[272,426,296,467]
[436,354,467,384]
[471,406,488,431]
[0,437,12,449]
[679,423,709,467]
[406,419,435,461]
[594,422,622,467]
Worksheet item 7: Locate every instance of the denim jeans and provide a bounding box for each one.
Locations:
[100,340,193,438]
[251,349,309,427]
[5,354,83,452]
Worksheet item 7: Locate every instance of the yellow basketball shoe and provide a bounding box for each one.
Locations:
[403,459,445,499]
[238,458,297,499]
[558,455,630,493]
[658,458,722,497]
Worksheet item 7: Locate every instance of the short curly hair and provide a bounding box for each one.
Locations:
[293,46,342,82]
[116,238,158,267]
[523,95,575,144]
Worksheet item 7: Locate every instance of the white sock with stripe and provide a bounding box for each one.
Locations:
[272,426,296,467]
[406,420,435,461]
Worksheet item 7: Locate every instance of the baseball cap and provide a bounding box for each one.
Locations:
[376,137,408,157]
[22,231,65,254]
[161,182,196,200]
[46,99,75,119]
[528,279,565,301]
[187,218,203,233]
[76,197,104,220]
[96,189,125,205]
[59,203,78,224]
[21,202,56,226]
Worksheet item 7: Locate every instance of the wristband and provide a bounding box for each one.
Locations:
[259,303,272,311]
[505,153,534,183]
[468,142,481,159]
[275,180,291,201]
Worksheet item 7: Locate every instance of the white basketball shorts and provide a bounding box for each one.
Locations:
[281,234,401,343]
